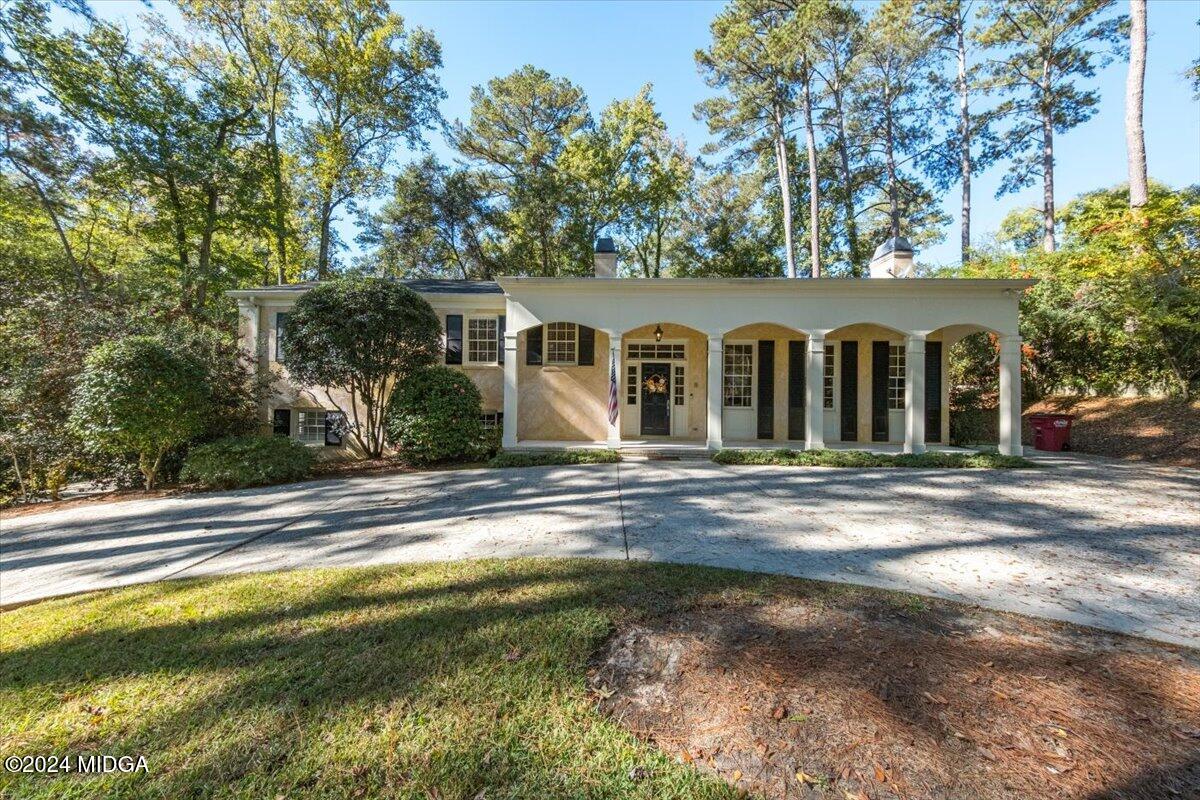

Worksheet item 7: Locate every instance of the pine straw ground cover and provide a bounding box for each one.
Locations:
[1024,396,1200,468]
[1,560,1196,799]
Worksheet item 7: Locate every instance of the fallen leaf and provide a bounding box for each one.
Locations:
[772,704,787,720]
[796,770,817,785]
[874,763,887,783]
[503,647,522,662]
[922,691,949,705]
[731,769,743,782]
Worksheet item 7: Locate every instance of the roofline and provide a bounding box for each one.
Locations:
[495,277,1036,292]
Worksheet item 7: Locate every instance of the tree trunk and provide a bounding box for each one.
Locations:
[773,104,797,279]
[957,22,972,264]
[14,161,88,296]
[831,91,861,274]
[1126,0,1148,209]
[1040,60,1056,253]
[316,195,334,279]
[267,109,289,282]
[885,111,900,239]
[165,174,193,309]
[802,73,821,279]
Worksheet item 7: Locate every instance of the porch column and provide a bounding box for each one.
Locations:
[904,334,926,454]
[998,335,1024,456]
[501,330,519,449]
[706,335,723,449]
[805,335,825,450]
[606,333,622,447]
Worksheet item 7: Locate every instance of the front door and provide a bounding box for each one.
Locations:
[640,362,671,435]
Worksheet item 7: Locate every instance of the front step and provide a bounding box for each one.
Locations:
[618,447,712,462]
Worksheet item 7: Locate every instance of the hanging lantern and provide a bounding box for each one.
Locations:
[654,324,664,342]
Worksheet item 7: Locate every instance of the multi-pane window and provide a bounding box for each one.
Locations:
[627,343,685,360]
[480,411,501,430]
[274,312,289,361]
[888,344,906,410]
[673,365,685,406]
[823,344,835,410]
[467,317,498,364]
[626,365,638,405]
[546,322,578,365]
[296,410,326,445]
[723,344,753,408]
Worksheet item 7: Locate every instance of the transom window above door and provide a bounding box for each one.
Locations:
[466,317,498,364]
[546,322,578,365]
[627,343,685,360]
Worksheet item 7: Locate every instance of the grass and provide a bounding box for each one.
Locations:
[488,449,621,469]
[712,447,1035,469]
[0,560,841,799]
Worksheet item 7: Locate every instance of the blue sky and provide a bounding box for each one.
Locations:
[88,0,1200,268]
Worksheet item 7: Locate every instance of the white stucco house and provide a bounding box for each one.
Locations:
[229,238,1031,457]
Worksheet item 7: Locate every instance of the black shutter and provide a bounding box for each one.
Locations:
[925,341,943,443]
[577,325,595,366]
[497,315,506,364]
[840,341,858,441]
[274,312,289,361]
[757,340,775,439]
[324,411,345,446]
[871,341,889,442]
[526,325,543,365]
[787,341,806,440]
[445,315,463,365]
[272,408,291,436]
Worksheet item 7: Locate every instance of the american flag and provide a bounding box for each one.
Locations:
[607,351,619,426]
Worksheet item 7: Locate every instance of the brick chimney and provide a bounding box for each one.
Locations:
[593,237,617,278]
[868,236,915,278]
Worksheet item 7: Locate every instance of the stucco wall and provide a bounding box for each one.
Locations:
[620,323,708,440]
[722,323,807,443]
[516,327,610,442]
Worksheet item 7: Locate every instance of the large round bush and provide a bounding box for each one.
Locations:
[180,436,315,489]
[385,367,485,464]
[283,277,442,457]
[69,336,210,489]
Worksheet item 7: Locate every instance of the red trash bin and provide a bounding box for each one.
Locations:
[1028,413,1075,452]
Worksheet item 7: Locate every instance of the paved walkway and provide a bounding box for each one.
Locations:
[2,455,1198,647]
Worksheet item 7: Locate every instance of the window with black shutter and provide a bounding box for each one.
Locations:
[871,341,889,442]
[925,341,943,443]
[757,340,774,439]
[526,325,543,365]
[445,314,463,365]
[497,315,506,364]
[324,411,345,446]
[840,341,858,441]
[787,341,806,440]
[577,325,595,366]
[274,312,289,362]
[272,408,291,436]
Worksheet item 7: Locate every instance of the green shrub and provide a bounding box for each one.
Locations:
[488,450,621,468]
[180,436,315,489]
[69,336,210,489]
[385,367,486,465]
[713,448,1034,469]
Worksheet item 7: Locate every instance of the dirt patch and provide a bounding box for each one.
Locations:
[590,592,1200,799]
[1024,396,1200,468]
[0,487,178,520]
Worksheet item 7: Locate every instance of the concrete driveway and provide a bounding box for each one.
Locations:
[2,455,1198,647]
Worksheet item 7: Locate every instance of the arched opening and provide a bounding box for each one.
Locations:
[515,319,611,443]
[937,324,1004,449]
[824,322,910,445]
[719,323,808,444]
[620,322,708,441]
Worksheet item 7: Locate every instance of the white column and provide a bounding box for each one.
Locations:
[607,333,622,447]
[805,335,825,450]
[904,334,926,454]
[706,335,723,450]
[999,335,1023,456]
[501,331,519,449]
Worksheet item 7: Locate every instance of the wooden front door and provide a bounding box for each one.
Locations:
[640,362,671,435]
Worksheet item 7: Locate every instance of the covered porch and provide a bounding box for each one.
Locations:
[496,276,1030,457]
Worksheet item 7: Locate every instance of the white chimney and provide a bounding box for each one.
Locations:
[868,236,915,278]
[593,237,617,278]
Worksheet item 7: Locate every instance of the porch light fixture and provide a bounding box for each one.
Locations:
[654,324,663,342]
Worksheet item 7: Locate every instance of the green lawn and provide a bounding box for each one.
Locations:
[488,449,621,468]
[1,559,822,799]
[713,447,1035,469]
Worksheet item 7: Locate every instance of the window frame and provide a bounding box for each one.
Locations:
[545,322,579,366]
[465,314,500,366]
[888,342,906,411]
[823,343,836,410]
[295,409,327,446]
[272,311,289,363]
[723,342,754,409]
